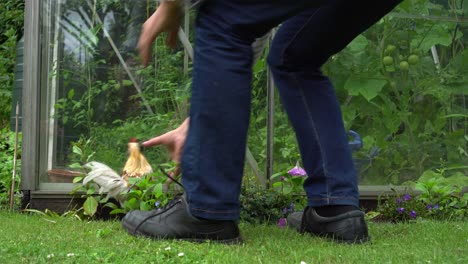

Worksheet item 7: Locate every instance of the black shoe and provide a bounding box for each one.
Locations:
[121,194,242,244]
[287,207,370,244]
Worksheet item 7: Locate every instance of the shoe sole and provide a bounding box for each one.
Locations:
[122,219,243,245]
[300,208,371,244]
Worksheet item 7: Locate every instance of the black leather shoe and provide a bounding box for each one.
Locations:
[287,207,370,244]
[121,194,242,244]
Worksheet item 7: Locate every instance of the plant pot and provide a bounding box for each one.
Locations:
[48,169,83,183]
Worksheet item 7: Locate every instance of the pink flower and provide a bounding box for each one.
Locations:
[288,161,307,177]
[277,218,287,228]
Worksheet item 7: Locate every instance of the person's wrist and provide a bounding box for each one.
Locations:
[160,0,184,11]
[181,118,189,133]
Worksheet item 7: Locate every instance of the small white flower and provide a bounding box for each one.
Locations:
[178,253,184,257]
[300,261,306,264]
[164,246,171,251]
[47,254,54,259]
[67,253,75,257]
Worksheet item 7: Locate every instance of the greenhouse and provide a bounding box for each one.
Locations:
[15,0,467,212]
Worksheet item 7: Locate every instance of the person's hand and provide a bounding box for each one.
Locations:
[142,118,189,185]
[138,1,182,66]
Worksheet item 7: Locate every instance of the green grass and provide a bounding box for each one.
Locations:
[0,211,467,264]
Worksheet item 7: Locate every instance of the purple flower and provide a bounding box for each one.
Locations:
[289,203,295,212]
[396,198,402,204]
[403,194,411,201]
[288,166,307,177]
[282,207,288,215]
[155,201,161,208]
[409,210,417,218]
[426,204,432,210]
[397,207,405,214]
[433,205,440,210]
[280,176,286,181]
[288,162,307,177]
[277,218,287,228]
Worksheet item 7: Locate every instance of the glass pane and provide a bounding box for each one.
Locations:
[38,0,190,186]
[249,0,467,186]
[37,0,467,188]
[331,0,468,185]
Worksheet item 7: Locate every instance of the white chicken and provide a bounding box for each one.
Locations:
[83,138,153,203]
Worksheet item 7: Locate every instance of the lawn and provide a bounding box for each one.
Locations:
[0,211,466,264]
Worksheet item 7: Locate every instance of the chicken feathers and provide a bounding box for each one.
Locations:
[82,138,153,202]
[83,161,127,201]
[122,138,153,181]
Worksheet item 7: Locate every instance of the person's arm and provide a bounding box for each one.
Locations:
[142,118,189,183]
[138,1,183,66]
[138,0,268,184]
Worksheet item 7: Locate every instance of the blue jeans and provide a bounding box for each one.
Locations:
[181,0,401,220]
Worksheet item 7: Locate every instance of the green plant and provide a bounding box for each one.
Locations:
[377,189,427,222]
[414,169,468,220]
[0,127,21,209]
[0,0,24,126]
[69,134,176,218]
[68,136,96,169]
[377,168,468,222]
[239,162,308,225]
[271,162,307,195]
[324,1,468,185]
[136,49,191,118]
[0,28,17,127]
[89,115,180,170]
[66,136,101,219]
[105,169,172,215]
[22,208,84,222]
[72,166,174,218]
[240,184,306,225]
[70,180,101,219]
[67,137,101,219]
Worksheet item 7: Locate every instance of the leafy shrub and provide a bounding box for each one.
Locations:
[240,184,306,225]
[72,171,173,219]
[0,126,21,208]
[377,169,468,222]
[323,1,468,185]
[0,0,24,126]
[104,169,173,216]
[377,191,428,222]
[414,169,468,220]
[0,0,24,209]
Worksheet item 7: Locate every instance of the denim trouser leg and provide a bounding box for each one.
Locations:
[182,0,401,220]
[268,1,401,207]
